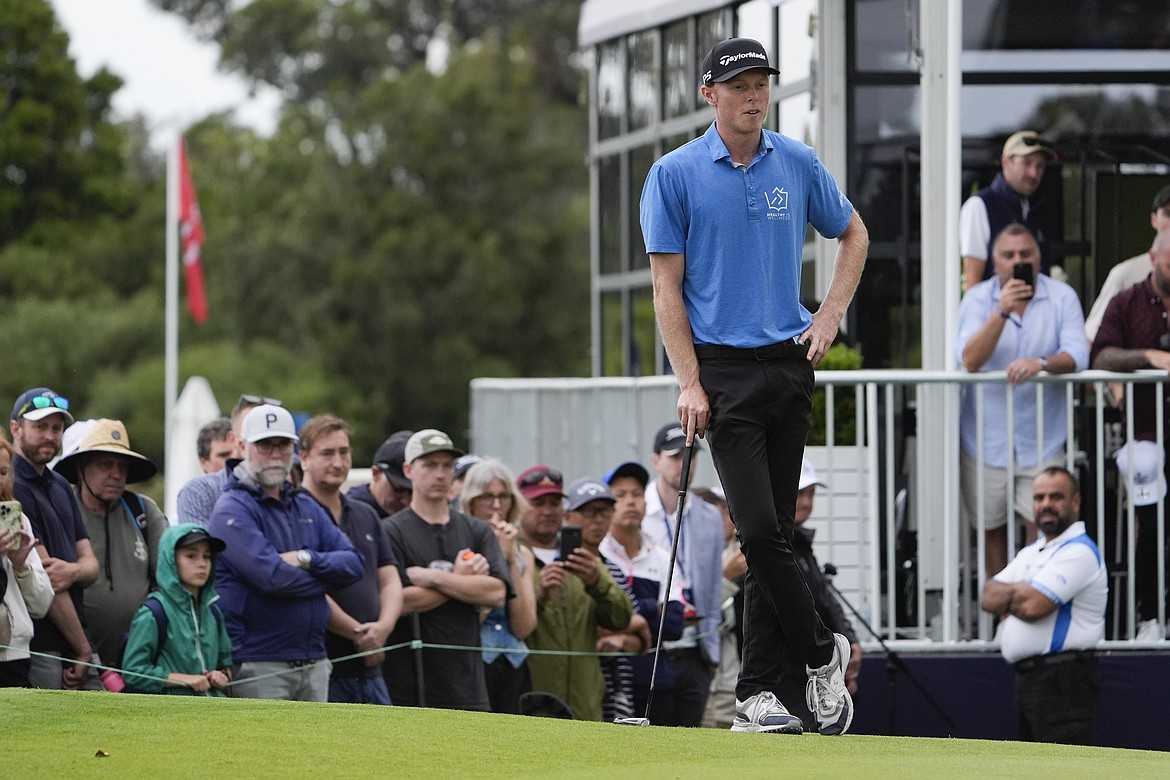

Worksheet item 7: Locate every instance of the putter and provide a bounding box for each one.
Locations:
[615,441,694,727]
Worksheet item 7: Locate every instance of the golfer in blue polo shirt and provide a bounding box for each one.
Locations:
[639,36,868,736]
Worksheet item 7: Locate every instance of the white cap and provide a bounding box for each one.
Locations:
[241,404,298,444]
[60,419,99,461]
[799,458,827,491]
[1115,440,1166,507]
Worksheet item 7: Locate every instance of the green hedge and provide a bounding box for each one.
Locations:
[808,343,863,446]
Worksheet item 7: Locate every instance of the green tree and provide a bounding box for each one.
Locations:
[0,0,129,250]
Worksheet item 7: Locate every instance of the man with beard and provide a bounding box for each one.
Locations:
[9,387,100,689]
[1092,229,1170,639]
[178,394,277,525]
[981,467,1107,744]
[208,404,364,701]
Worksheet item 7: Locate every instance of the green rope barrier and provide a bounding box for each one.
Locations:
[0,614,733,690]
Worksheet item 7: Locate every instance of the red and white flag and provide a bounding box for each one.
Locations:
[178,137,208,324]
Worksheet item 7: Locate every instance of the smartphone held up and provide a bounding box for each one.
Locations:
[558,526,582,562]
[1012,263,1034,300]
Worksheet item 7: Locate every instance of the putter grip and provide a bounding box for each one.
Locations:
[678,442,694,497]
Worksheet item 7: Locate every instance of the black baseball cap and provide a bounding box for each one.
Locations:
[1152,185,1170,213]
[605,461,649,488]
[374,430,413,489]
[653,422,701,456]
[175,528,226,554]
[702,38,779,86]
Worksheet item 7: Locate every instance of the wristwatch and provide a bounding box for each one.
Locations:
[296,549,313,570]
[1037,356,1049,371]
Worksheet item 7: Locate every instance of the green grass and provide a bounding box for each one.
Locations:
[5,689,1164,779]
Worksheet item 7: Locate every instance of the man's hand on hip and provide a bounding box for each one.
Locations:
[800,314,841,367]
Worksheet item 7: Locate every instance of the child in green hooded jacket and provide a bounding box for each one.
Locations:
[122,524,233,695]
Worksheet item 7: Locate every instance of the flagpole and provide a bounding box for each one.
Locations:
[164,133,180,518]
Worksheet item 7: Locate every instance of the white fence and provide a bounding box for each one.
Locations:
[470,369,1168,651]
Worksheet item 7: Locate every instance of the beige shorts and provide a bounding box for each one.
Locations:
[960,449,1066,531]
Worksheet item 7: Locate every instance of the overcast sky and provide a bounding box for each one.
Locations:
[49,0,281,148]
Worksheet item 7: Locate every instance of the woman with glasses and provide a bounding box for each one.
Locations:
[460,459,536,714]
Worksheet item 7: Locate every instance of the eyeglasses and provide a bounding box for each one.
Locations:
[17,393,70,417]
[239,394,283,407]
[253,438,295,454]
[577,504,615,520]
[519,468,563,488]
[473,492,513,505]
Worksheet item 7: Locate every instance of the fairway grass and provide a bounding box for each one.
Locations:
[4,688,1163,779]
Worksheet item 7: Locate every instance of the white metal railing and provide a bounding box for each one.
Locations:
[812,368,1167,653]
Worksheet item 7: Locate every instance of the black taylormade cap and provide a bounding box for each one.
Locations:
[702,38,779,86]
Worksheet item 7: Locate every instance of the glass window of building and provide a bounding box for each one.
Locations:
[627,31,658,132]
[597,40,625,140]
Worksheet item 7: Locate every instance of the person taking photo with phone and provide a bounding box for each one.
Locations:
[515,467,632,721]
[957,223,1089,581]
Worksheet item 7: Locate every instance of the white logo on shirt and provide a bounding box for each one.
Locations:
[766,187,791,221]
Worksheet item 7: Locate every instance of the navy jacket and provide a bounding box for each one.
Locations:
[976,173,1060,280]
[208,465,364,662]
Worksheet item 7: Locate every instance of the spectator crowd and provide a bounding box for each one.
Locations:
[0,395,858,730]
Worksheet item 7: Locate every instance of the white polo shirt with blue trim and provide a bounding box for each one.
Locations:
[994,521,1107,664]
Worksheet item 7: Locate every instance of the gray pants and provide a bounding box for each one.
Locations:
[231,660,332,702]
[28,653,103,691]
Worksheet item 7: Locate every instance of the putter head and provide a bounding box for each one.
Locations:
[614,717,651,726]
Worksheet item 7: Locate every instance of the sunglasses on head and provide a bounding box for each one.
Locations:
[519,467,563,488]
[1020,136,1053,150]
[239,394,283,407]
[18,394,70,417]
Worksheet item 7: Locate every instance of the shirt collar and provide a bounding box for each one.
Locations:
[1039,520,1087,547]
[703,121,772,166]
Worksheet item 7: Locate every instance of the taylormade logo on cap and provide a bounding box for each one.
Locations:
[702,38,779,86]
[719,51,767,67]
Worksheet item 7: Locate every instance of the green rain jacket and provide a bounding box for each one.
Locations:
[523,547,633,721]
[121,523,233,695]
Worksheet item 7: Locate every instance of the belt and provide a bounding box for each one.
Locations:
[1013,649,1095,674]
[694,339,808,361]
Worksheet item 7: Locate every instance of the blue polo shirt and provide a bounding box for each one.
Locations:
[13,453,90,653]
[640,122,854,347]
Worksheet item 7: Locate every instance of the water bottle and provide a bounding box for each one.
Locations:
[94,654,125,692]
